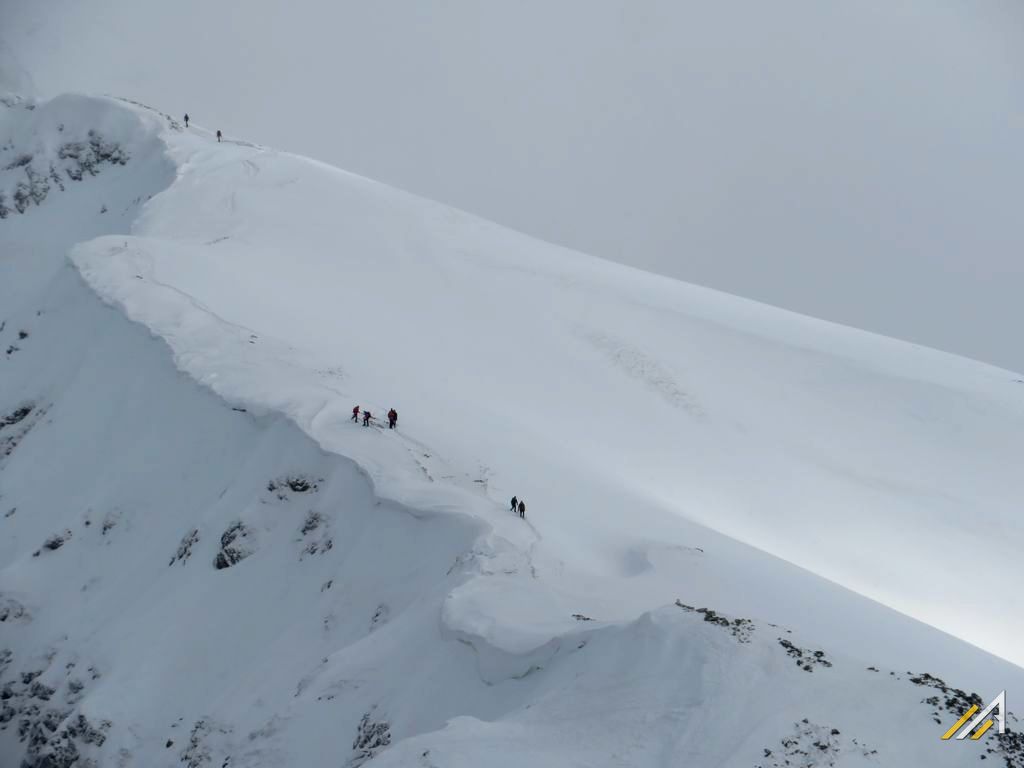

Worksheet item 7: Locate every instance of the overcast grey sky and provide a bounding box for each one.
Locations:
[3,0,1022,372]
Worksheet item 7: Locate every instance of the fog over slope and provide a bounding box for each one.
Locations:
[1,93,1023,767]
[2,0,1023,372]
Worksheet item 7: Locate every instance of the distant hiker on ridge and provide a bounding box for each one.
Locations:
[362,410,372,427]
[183,113,189,128]
[387,408,398,429]
[351,405,360,423]
[518,500,526,519]
[216,130,222,143]
[510,496,518,514]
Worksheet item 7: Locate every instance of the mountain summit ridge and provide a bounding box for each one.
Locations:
[1,93,1021,767]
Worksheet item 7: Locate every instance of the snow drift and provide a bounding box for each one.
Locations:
[1,93,1022,767]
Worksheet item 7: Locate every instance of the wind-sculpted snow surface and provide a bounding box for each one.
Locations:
[1,93,1023,766]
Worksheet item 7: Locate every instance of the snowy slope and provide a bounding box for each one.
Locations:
[1,93,1023,767]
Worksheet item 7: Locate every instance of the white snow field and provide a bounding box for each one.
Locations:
[1,93,1023,767]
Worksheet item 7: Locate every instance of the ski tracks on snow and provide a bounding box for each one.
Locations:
[580,328,706,418]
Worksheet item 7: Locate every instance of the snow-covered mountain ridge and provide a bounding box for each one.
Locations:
[1,93,1022,767]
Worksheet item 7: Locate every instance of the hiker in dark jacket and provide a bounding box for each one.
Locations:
[184,113,189,128]
[518,500,526,519]
[216,130,222,142]
[387,408,398,429]
[363,410,372,427]
[510,496,518,514]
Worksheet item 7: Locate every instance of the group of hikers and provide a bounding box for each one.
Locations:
[183,114,222,142]
[349,404,529,520]
[510,495,526,519]
[351,405,399,430]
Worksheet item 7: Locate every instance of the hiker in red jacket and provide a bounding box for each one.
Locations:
[387,409,398,429]
[351,405,360,423]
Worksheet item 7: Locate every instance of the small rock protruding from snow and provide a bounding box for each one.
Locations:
[213,522,254,570]
[675,600,755,643]
[349,711,391,767]
[777,638,833,672]
[169,528,200,566]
